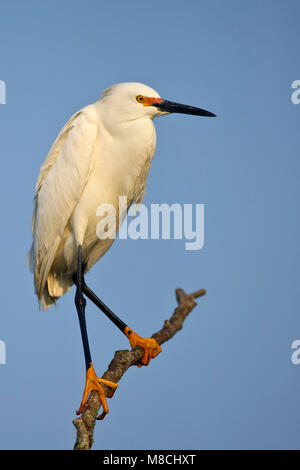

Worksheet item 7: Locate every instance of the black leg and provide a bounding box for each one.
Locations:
[75,246,92,371]
[73,273,127,335]
[83,283,127,333]
[73,263,162,369]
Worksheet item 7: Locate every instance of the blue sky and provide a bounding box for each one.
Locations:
[0,0,299,449]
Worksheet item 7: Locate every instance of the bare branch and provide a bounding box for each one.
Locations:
[73,287,206,450]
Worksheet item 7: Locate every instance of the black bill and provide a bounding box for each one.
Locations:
[153,99,216,117]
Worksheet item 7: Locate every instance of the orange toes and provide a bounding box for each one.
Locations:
[76,363,118,419]
[124,326,162,366]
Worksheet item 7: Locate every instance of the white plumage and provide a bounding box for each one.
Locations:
[28,83,160,309]
[28,82,215,311]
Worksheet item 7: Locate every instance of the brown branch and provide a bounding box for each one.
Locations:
[73,287,206,450]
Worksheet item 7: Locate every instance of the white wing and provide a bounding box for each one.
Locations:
[29,106,98,302]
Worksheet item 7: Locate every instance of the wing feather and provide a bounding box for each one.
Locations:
[29,107,98,302]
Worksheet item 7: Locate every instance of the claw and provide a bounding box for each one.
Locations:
[76,363,118,420]
[124,326,162,366]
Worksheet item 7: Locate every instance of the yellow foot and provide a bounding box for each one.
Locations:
[76,363,118,420]
[125,326,162,367]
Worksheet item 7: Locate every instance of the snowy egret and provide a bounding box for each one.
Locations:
[28,82,216,419]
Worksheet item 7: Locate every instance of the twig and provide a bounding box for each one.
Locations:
[73,287,206,450]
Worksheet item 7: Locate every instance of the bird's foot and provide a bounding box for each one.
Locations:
[76,362,118,420]
[124,326,162,367]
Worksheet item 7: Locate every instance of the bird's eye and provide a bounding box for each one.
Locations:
[136,95,145,103]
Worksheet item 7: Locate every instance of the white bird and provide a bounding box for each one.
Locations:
[28,82,215,419]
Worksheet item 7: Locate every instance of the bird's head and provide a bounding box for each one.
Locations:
[99,82,216,122]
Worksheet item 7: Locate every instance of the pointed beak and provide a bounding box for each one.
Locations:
[152,99,216,117]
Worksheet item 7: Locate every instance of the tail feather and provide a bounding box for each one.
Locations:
[37,236,61,302]
[42,273,73,310]
[28,236,73,310]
